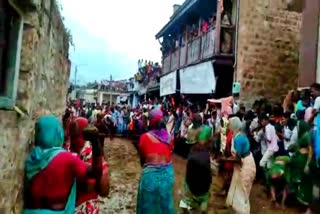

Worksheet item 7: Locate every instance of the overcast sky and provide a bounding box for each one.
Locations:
[60,0,185,84]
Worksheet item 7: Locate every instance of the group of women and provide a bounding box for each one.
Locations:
[29,91,320,214]
[264,84,320,214]
[135,105,257,214]
[22,104,256,214]
[23,115,109,214]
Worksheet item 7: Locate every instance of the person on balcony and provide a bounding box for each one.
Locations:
[202,19,209,33]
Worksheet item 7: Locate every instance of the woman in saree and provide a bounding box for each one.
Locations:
[180,125,213,213]
[117,107,125,134]
[69,117,110,214]
[166,109,175,134]
[268,156,290,209]
[287,119,313,214]
[225,117,256,214]
[217,120,234,196]
[136,107,175,214]
[23,115,104,214]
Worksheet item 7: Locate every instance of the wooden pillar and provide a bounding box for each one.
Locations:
[185,27,190,65]
[215,0,223,55]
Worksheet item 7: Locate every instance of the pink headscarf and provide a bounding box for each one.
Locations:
[149,107,164,127]
[148,107,171,144]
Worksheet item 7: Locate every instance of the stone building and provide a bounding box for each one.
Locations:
[156,0,303,104]
[0,1,70,213]
[298,0,320,86]
[235,0,303,104]
[156,0,235,100]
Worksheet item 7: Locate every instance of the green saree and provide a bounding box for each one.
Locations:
[287,121,313,205]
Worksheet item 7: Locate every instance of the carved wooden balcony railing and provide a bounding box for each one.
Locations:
[162,28,224,75]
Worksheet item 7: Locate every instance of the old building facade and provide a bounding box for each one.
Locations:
[298,0,320,86]
[157,0,303,104]
[235,0,302,104]
[0,1,70,213]
[157,0,236,100]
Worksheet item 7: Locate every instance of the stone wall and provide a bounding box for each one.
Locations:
[236,0,302,105]
[0,1,70,213]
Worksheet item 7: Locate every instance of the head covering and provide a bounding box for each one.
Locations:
[192,113,203,129]
[186,114,204,145]
[229,117,243,133]
[149,107,163,127]
[187,125,213,145]
[197,125,213,143]
[148,108,171,145]
[69,117,89,153]
[35,115,64,148]
[25,115,65,180]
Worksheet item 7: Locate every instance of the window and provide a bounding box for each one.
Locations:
[0,0,23,110]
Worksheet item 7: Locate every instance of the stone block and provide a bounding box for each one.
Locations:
[23,12,40,27]
[20,28,39,72]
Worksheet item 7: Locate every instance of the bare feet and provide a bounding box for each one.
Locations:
[304,208,312,214]
[270,200,279,209]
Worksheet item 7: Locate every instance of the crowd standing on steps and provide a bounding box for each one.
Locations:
[23,83,320,213]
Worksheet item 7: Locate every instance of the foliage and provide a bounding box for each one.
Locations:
[55,0,75,49]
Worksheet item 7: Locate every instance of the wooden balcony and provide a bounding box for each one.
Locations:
[162,28,221,75]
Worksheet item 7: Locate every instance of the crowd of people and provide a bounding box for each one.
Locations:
[160,14,217,58]
[22,83,320,214]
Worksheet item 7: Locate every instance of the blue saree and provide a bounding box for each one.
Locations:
[136,164,175,214]
[314,113,320,166]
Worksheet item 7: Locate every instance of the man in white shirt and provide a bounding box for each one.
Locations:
[259,114,279,169]
[309,83,320,128]
[92,106,101,123]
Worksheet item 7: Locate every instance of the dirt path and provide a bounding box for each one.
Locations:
[101,138,300,214]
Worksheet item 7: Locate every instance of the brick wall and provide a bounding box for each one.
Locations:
[236,0,302,105]
[0,1,70,213]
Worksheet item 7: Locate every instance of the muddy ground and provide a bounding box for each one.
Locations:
[101,138,301,214]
